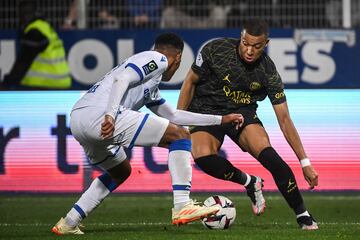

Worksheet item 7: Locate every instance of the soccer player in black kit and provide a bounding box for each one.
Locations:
[177,19,319,230]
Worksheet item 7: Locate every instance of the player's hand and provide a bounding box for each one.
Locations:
[302,165,318,189]
[221,114,244,129]
[101,115,115,139]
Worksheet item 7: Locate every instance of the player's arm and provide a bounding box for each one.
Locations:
[101,67,141,139]
[266,60,318,188]
[273,102,318,188]
[178,41,212,110]
[148,100,244,128]
[177,69,199,110]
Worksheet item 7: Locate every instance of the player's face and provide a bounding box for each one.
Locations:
[162,51,182,82]
[239,31,268,64]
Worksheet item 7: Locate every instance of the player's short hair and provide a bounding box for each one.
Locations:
[155,33,184,52]
[242,19,269,38]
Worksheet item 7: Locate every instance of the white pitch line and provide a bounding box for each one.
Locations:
[0,222,167,227]
[0,222,359,227]
[265,196,360,200]
[2,195,360,202]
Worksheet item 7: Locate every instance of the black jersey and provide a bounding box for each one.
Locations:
[189,38,286,115]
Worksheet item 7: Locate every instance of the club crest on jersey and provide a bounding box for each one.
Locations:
[250,82,261,90]
[142,60,158,75]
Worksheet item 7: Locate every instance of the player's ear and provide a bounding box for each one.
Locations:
[265,39,269,48]
[175,52,182,63]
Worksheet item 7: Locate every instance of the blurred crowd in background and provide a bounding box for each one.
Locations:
[1,0,360,30]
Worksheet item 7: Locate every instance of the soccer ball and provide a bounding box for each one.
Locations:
[201,195,236,230]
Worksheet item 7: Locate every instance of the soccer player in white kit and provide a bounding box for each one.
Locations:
[52,33,244,235]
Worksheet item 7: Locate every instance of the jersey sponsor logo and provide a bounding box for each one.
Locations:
[275,91,286,99]
[142,60,158,75]
[223,74,231,83]
[250,82,261,90]
[195,52,203,67]
[223,86,251,104]
[144,88,150,99]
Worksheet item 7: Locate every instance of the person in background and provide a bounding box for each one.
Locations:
[126,0,162,28]
[1,0,71,90]
[326,0,360,28]
[161,0,228,29]
[63,0,129,29]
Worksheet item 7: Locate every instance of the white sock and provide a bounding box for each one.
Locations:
[296,210,310,218]
[65,173,117,227]
[243,173,251,187]
[168,139,192,211]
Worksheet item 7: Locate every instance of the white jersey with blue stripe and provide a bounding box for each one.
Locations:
[72,50,168,113]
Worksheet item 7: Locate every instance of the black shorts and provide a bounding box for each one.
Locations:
[189,110,263,152]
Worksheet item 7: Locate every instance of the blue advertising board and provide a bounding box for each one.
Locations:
[0,29,359,89]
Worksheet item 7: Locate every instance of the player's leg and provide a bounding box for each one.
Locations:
[120,112,192,212]
[157,123,192,212]
[191,125,257,187]
[191,128,254,186]
[131,116,220,225]
[190,125,263,209]
[52,146,130,235]
[69,158,131,223]
[239,123,318,229]
[53,108,135,235]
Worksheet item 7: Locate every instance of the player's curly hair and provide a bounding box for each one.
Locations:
[155,33,184,52]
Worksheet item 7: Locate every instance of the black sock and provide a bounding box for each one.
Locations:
[246,175,258,189]
[195,154,254,186]
[257,147,306,214]
[295,203,307,216]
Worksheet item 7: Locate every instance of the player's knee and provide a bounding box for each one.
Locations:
[97,171,127,192]
[114,167,131,185]
[192,144,217,159]
[195,155,216,172]
[179,126,191,139]
[110,167,131,186]
[161,124,190,147]
[107,161,132,186]
[173,125,190,140]
[195,155,236,180]
[258,147,282,169]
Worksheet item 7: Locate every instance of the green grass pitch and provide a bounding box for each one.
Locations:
[1,192,359,240]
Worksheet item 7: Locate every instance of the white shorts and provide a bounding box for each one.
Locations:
[70,107,169,170]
